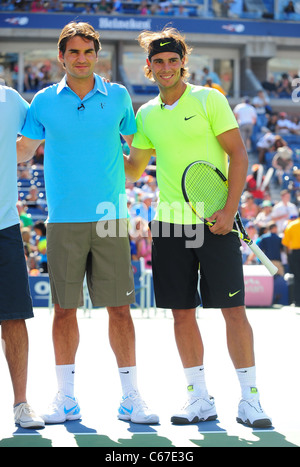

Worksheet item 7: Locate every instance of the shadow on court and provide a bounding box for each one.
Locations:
[0,421,298,447]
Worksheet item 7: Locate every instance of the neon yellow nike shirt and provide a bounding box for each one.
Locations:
[132,84,238,224]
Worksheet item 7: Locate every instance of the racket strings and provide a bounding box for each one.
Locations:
[185,164,228,218]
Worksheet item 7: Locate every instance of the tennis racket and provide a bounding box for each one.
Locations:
[181,160,278,276]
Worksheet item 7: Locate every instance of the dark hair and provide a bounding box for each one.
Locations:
[58,22,101,56]
[34,221,46,236]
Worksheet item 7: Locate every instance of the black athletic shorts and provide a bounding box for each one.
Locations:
[0,224,33,323]
[150,221,245,310]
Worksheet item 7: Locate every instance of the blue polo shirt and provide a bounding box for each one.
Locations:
[0,85,29,230]
[21,74,136,223]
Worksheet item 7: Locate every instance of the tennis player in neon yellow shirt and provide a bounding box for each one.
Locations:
[125,27,272,428]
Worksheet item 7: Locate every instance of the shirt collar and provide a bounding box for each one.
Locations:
[57,73,108,96]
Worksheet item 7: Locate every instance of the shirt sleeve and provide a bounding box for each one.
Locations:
[205,89,238,137]
[132,109,154,150]
[21,93,45,140]
[119,88,137,136]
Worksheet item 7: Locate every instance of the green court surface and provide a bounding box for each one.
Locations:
[0,306,299,448]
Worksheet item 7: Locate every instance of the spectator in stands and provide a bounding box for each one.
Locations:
[14,0,27,11]
[16,200,34,228]
[256,131,277,164]
[271,189,298,233]
[266,112,278,133]
[228,0,243,17]
[111,0,123,14]
[233,97,257,151]
[276,73,293,98]
[24,65,39,92]
[262,75,278,98]
[47,0,64,12]
[284,0,295,14]
[25,184,47,211]
[201,66,221,86]
[174,4,189,16]
[21,226,36,256]
[138,0,149,15]
[149,3,160,15]
[30,0,48,12]
[288,167,300,205]
[97,0,112,14]
[252,90,270,130]
[240,192,259,220]
[159,3,174,16]
[204,78,227,96]
[17,162,31,180]
[34,221,47,273]
[281,208,300,309]
[82,3,95,14]
[254,199,273,229]
[241,221,258,264]
[245,164,267,203]
[130,192,156,222]
[272,146,294,186]
[275,111,292,135]
[130,217,152,269]
[290,115,300,135]
[27,254,41,276]
[256,222,284,276]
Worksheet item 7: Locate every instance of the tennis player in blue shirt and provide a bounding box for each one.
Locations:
[17,22,159,425]
[0,83,44,429]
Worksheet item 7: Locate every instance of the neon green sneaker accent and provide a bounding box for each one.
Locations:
[187,385,194,392]
[250,387,258,394]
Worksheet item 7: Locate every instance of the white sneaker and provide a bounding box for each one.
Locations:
[171,395,218,425]
[41,391,81,424]
[14,403,45,429]
[118,390,159,424]
[237,395,272,428]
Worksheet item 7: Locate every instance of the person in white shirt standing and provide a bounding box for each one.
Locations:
[271,189,298,234]
[233,97,257,151]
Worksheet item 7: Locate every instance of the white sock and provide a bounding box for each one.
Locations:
[119,366,138,396]
[56,364,75,398]
[184,365,209,398]
[236,366,258,400]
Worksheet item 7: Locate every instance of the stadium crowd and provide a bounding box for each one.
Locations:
[1,0,300,21]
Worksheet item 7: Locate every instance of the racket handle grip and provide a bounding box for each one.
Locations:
[249,242,278,276]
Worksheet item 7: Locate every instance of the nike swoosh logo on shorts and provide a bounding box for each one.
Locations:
[229,290,241,297]
[126,290,134,296]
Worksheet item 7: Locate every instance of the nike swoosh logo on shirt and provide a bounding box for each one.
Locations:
[184,115,196,121]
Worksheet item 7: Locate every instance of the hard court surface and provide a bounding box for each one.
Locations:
[0,305,299,449]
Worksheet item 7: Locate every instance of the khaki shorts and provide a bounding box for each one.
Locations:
[46,220,135,309]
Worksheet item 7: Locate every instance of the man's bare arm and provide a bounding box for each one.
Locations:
[207,128,248,235]
[124,146,154,182]
[17,136,43,163]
